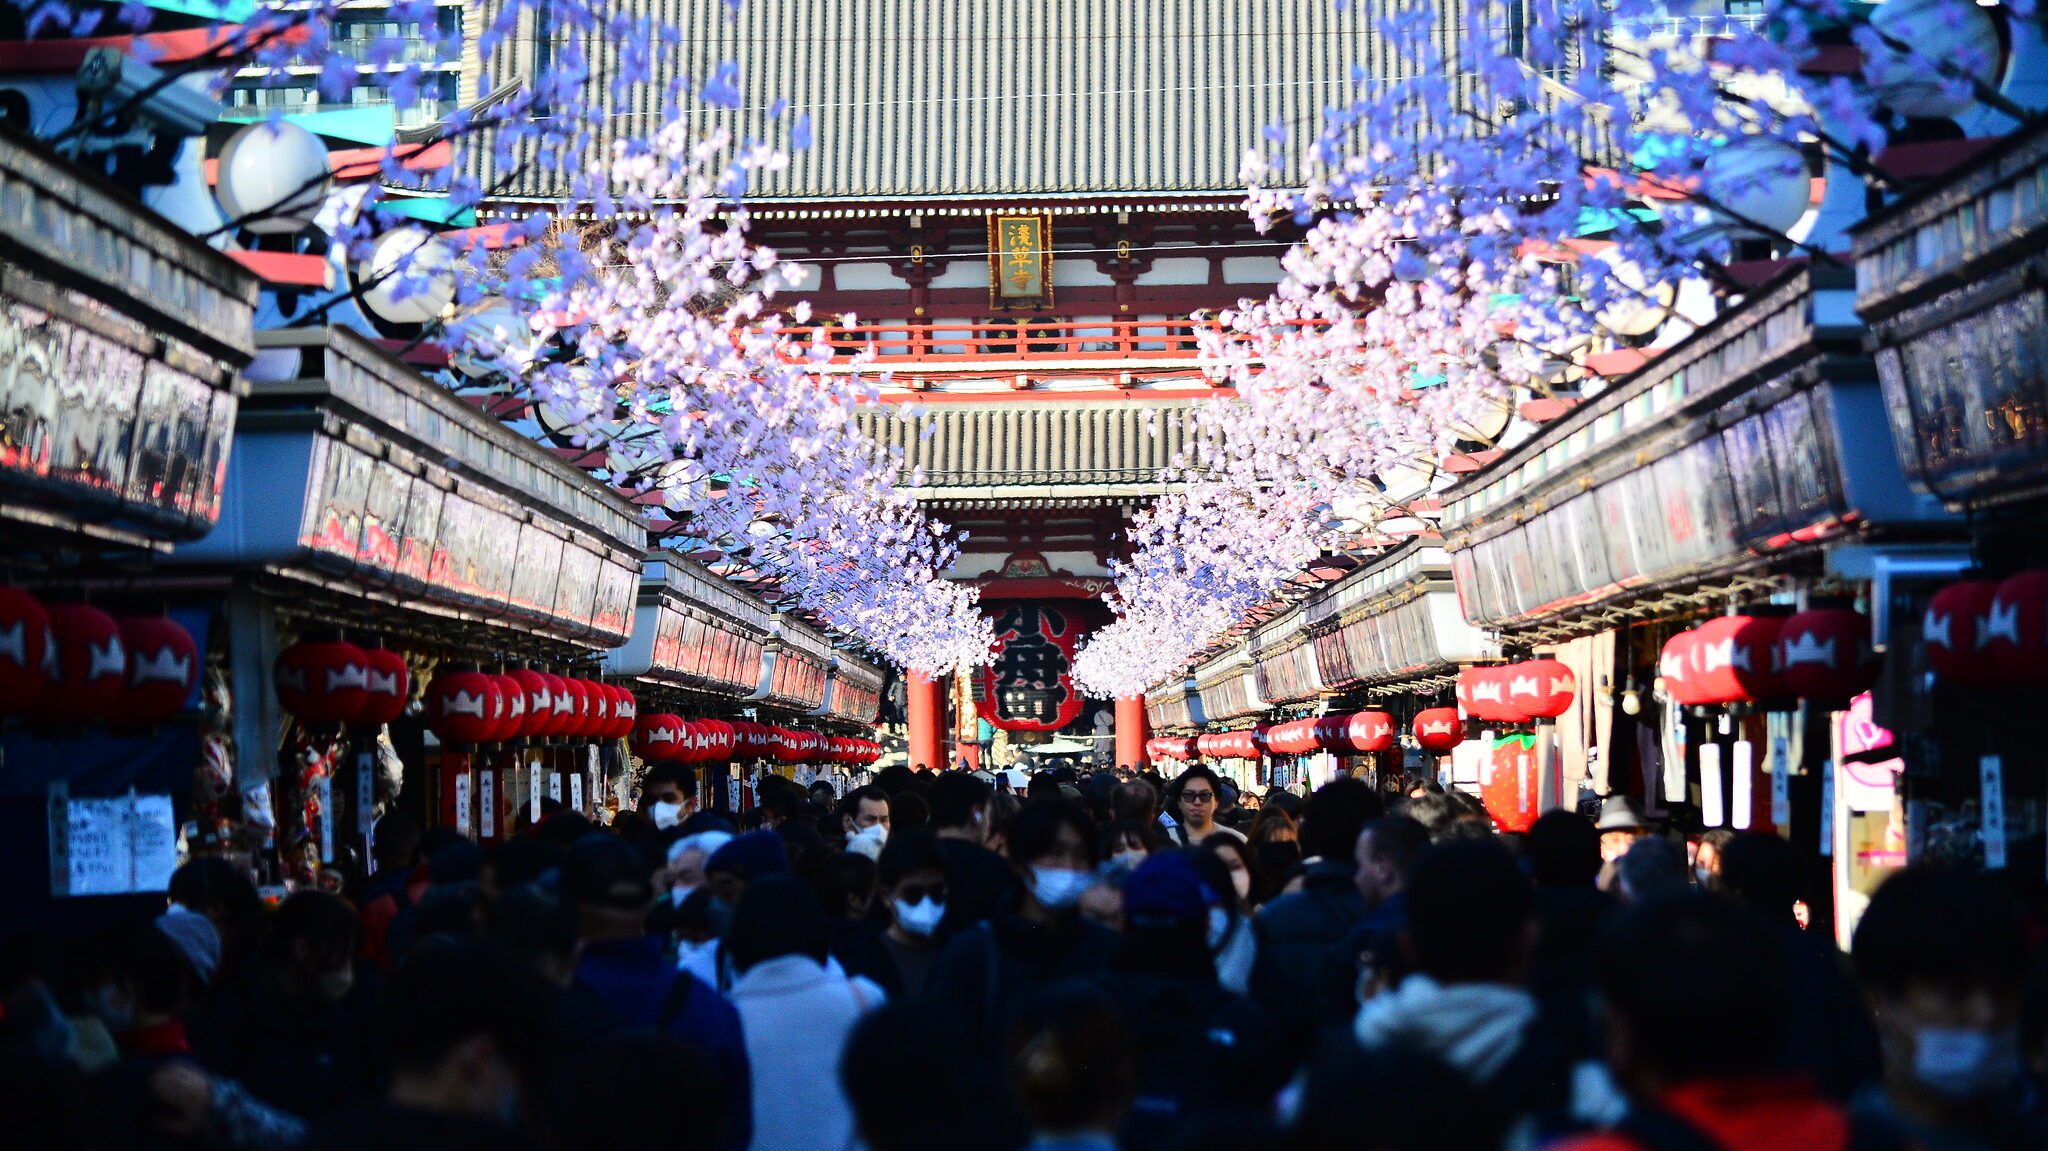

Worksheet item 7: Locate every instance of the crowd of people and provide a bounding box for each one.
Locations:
[5,759,2048,1151]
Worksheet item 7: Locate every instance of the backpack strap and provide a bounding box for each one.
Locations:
[657,969,699,1033]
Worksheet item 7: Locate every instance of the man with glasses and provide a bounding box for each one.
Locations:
[1167,765,1246,846]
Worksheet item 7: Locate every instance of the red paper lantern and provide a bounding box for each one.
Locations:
[505,669,553,737]
[1413,707,1465,753]
[585,681,613,739]
[1195,731,1228,759]
[487,674,527,743]
[1660,630,1703,706]
[274,639,370,726]
[1457,666,1526,724]
[562,679,594,739]
[425,670,502,746]
[1687,617,1786,704]
[700,719,735,761]
[1924,580,2000,686]
[1986,570,2048,683]
[609,688,638,738]
[352,648,411,727]
[1776,609,1880,702]
[116,616,196,723]
[1266,719,1314,755]
[536,673,573,738]
[1505,659,1576,718]
[0,587,49,714]
[633,713,688,760]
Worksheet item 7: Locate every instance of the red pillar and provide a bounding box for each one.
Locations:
[907,672,945,772]
[1115,694,1150,769]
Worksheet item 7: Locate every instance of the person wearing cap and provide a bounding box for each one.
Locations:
[564,836,752,1151]
[1090,853,1283,1150]
[1594,796,1655,893]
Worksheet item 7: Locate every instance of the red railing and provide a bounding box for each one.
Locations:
[780,319,1234,364]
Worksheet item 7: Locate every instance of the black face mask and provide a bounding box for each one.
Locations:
[1258,840,1303,875]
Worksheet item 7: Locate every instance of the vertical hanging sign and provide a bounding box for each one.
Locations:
[1980,755,2006,870]
[479,768,496,840]
[988,214,1053,309]
[1770,735,1792,827]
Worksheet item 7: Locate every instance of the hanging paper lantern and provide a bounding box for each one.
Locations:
[1457,666,1526,724]
[505,668,553,737]
[1687,616,1787,704]
[609,687,638,738]
[1923,579,2001,686]
[1413,707,1465,753]
[274,639,370,726]
[48,602,129,716]
[1986,570,2048,684]
[584,681,613,739]
[1504,659,1575,718]
[561,679,594,739]
[1776,609,1880,701]
[1247,722,1273,756]
[1351,711,1398,752]
[0,587,49,714]
[632,713,688,760]
[487,674,527,743]
[536,673,574,738]
[1659,630,1703,707]
[700,719,735,761]
[351,648,411,727]
[424,669,501,746]
[116,616,197,723]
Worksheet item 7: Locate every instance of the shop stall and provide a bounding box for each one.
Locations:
[1441,265,1950,932]
[1852,113,2048,922]
[161,326,644,886]
[0,129,257,929]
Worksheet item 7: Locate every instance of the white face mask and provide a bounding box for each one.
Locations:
[1111,849,1148,872]
[670,881,698,907]
[1029,866,1092,911]
[846,823,889,859]
[650,801,684,830]
[317,967,354,1003]
[894,895,946,938]
[1911,1026,2020,1100]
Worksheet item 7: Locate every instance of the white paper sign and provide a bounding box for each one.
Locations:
[530,766,544,823]
[55,791,178,897]
[570,771,585,813]
[479,769,496,839]
[1981,755,2006,870]
[1731,741,1754,831]
[1770,737,1792,827]
[318,776,335,863]
[549,771,564,802]
[454,771,473,837]
[1699,742,1724,828]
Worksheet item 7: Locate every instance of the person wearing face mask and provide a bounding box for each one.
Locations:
[1088,853,1283,1151]
[838,785,892,853]
[1190,842,1259,996]
[640,763,694,831]
[189,891,376,1121]
[1850,867,2043,1151]
[927,800,1119,1063]
[666,828,735,908]
[872,830,953,998]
